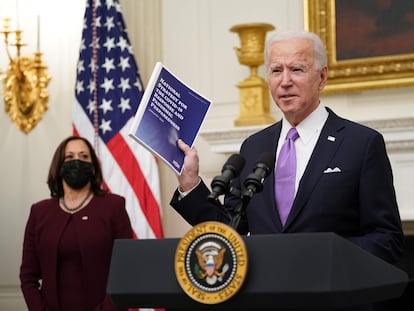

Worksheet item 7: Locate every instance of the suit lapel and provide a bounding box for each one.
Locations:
[264,123,283,228]
[283,109,346,229]
[245,122,283,230]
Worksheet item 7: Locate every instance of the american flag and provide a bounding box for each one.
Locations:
[73,0,164,245]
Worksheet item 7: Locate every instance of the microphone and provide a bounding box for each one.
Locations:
[208,154,245,201]
[242,152,275,200]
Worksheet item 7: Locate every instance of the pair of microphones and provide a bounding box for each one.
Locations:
[207,152,275,202]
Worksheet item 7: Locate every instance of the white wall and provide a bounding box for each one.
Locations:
[0,0,413,309]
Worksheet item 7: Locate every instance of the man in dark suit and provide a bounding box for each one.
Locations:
[170,30,403,267]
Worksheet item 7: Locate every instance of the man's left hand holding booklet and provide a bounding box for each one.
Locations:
[129,62,211,175]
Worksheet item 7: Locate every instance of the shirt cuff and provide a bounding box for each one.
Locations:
[177,178,201,200]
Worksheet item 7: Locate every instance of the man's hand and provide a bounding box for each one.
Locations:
[177,139,200,192]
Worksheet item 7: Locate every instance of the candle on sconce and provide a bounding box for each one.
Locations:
[37,15,40,52]
[16,0,20,29]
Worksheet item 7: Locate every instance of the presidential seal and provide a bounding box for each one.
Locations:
[174,221,248,304]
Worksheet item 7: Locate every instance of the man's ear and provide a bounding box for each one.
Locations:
[319,66,328,91]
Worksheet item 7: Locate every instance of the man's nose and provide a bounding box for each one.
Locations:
[281,71,292,85]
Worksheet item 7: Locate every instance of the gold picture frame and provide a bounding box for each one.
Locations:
[305,0,414,94]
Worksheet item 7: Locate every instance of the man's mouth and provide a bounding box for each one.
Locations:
[280,94,295,99]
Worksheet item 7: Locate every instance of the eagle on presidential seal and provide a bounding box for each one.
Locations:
[194,241,229,285]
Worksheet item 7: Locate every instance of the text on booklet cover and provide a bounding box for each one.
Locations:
[129,62,211,175]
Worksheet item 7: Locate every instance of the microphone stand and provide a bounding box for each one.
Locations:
[229,185,256,230]
[228,197,249,230]
[209,185,247,230]
[228,175,264,230]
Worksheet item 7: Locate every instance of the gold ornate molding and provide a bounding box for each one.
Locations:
[1,18,50,134]
[3,53,50,133]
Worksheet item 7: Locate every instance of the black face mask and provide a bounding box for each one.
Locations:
[60,160,94,189]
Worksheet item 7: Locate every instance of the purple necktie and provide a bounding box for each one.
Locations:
[275,128,299,226]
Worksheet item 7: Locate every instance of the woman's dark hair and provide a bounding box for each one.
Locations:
[47,136,106,197]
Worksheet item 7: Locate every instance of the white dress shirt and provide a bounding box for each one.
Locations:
[276,104,329,196]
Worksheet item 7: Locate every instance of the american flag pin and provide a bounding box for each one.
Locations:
[327,136,336,142]
[82,216,88,220]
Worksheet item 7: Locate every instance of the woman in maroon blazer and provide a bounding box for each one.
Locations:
[20,136,133,311]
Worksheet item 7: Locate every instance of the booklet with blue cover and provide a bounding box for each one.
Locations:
[129,62,211,175]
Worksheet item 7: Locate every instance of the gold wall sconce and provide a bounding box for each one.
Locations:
[230,23,275,127]
[1,17,50,134]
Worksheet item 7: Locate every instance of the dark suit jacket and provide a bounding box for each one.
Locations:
[20,193,132,311]
[171,107,404,264]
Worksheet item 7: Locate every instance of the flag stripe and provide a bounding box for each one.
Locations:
[107,133,163,238]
